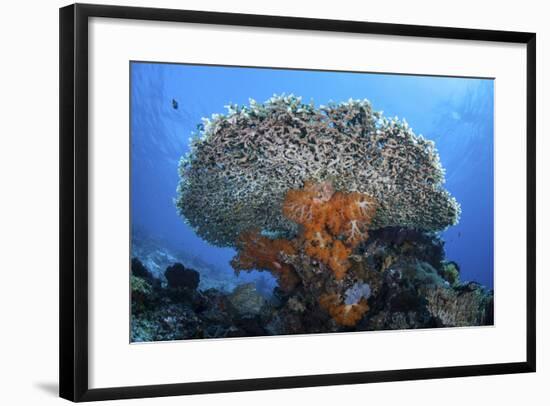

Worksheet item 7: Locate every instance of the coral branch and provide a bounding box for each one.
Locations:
[230,230,299,292]
[232,181,377,326]
[319,293,370,327]
[283,182,377,280]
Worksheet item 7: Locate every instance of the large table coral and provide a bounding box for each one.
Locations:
[176,95,460,247]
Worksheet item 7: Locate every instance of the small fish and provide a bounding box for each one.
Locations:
[458,232,461,238]
[172,98,178,110]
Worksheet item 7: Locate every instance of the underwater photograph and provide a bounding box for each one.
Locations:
[130,62,494,342]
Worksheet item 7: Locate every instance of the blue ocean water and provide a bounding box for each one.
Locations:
[130,62,494,289]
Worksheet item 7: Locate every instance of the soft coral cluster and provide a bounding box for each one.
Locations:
[230,229,299,292]
[283,181,377,280]
[319,293,370,327]
[231,181,377,326]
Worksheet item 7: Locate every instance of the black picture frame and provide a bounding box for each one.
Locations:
[59,3,536,402]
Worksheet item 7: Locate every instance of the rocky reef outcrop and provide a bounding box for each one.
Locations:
[165,263,200,290]
[131,226,493,342]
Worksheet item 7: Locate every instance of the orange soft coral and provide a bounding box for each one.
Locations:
[303,228,332,263]
[327,240,352,280]
[326,191,377,247]
[231,230,299,292]
[319,293,369,327]
[282,182,377,279]
[231,182,376,325]
[282,181,334,225]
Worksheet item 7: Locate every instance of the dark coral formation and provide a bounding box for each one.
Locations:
[131,258,271,341]
[131,226,493,342]
[165,263,200,290]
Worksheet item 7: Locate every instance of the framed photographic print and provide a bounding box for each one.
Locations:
[59,3,536,402]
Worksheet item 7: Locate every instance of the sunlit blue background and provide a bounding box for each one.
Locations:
[131,62,494,289]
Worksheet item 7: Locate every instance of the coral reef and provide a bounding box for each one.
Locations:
[131,258,273,341]
[319,293,369,327]
[422,282,493,326]
[130,94,493,341]
[131,228,273,292]
[440,261,460,286]
[227,283,266,317]
[130,275,153,313]
[130,225,493,342]
[283,180,377,279]
[231,181,377,325]
[176,95,460,247]
[231,230,299,292]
